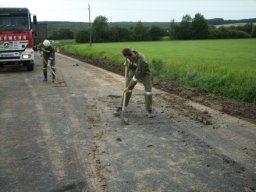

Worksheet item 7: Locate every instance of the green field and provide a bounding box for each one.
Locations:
[58,39,256,103]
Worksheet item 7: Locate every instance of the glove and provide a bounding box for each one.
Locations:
[123,87,129,93]
[47,60,51,67]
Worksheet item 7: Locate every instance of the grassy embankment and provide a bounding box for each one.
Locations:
[58,39,256,103]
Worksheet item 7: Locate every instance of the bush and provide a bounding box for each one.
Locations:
[209,27,250,39]
[251,25,256,38]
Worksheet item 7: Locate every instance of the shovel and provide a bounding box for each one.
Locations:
[121,63,129,125]
[48,66,65,84]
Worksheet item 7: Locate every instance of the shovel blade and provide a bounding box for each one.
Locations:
[121,111,129,125]
[121,117,129,125]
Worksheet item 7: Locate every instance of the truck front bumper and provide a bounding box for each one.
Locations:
[0,48,34,64]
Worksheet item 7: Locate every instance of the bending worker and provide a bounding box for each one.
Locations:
[36,40,56,82]
[115,48,154,118]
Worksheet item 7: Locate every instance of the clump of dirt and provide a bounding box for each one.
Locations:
[60,51,256,124]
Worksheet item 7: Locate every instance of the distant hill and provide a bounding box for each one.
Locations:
[40,21,171,36]
[39,21,88,35]
[207,18,256,25]
[40,18,256,37]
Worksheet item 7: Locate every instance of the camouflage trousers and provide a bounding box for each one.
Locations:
[43,59,56,80]
[121,71,152,112]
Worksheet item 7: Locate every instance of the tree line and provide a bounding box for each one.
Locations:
[47,13,256,42]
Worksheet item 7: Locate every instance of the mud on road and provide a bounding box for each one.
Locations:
[0,53,255,192]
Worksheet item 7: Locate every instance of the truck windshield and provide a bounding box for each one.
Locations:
[0,15,30,31]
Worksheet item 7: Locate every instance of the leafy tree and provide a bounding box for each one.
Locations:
[178,14,192,40]
[169,19,178,39]
[48,28,74,40]
[192,13,209,39]
[108,26,120,42]
[92,16,109,42]
[132,21,148,41]
[118,27,132,41]
[59,28,74,39]
[148,25,165,40]
[49,31,59,39]
[109,26,131,42]
[75,29,90,43]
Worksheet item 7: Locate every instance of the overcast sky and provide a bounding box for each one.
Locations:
[1,0,256,22]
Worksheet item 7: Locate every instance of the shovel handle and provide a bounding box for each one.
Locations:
[122,61,128,111]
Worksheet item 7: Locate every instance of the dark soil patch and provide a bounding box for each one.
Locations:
[60,51,256,124]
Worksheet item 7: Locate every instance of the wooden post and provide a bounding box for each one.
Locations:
[88,4,92,47]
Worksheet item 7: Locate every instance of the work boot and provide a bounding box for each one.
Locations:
[113,107,122,117]
[43,72,47,81]
[147,109,155,118]
[52,69,56,83]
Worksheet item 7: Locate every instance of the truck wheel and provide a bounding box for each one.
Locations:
[27,63,34,71]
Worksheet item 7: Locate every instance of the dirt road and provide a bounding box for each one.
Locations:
[0,53,255,192]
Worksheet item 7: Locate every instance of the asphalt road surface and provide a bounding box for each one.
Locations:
[0,52,255,192]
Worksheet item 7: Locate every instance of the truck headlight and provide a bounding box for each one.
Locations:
[22,54,31,59]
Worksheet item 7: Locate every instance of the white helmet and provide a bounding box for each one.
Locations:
[43,40,50,47]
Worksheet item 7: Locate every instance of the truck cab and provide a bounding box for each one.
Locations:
[0,8,37,71]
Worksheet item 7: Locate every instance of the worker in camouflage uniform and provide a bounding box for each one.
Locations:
[115,48,154,118]
[36,40,56,82]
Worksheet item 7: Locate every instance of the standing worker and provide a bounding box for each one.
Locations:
[115,48,154,118]
[36,40,56,82]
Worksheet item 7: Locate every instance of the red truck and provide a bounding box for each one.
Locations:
[0,8,37,71]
